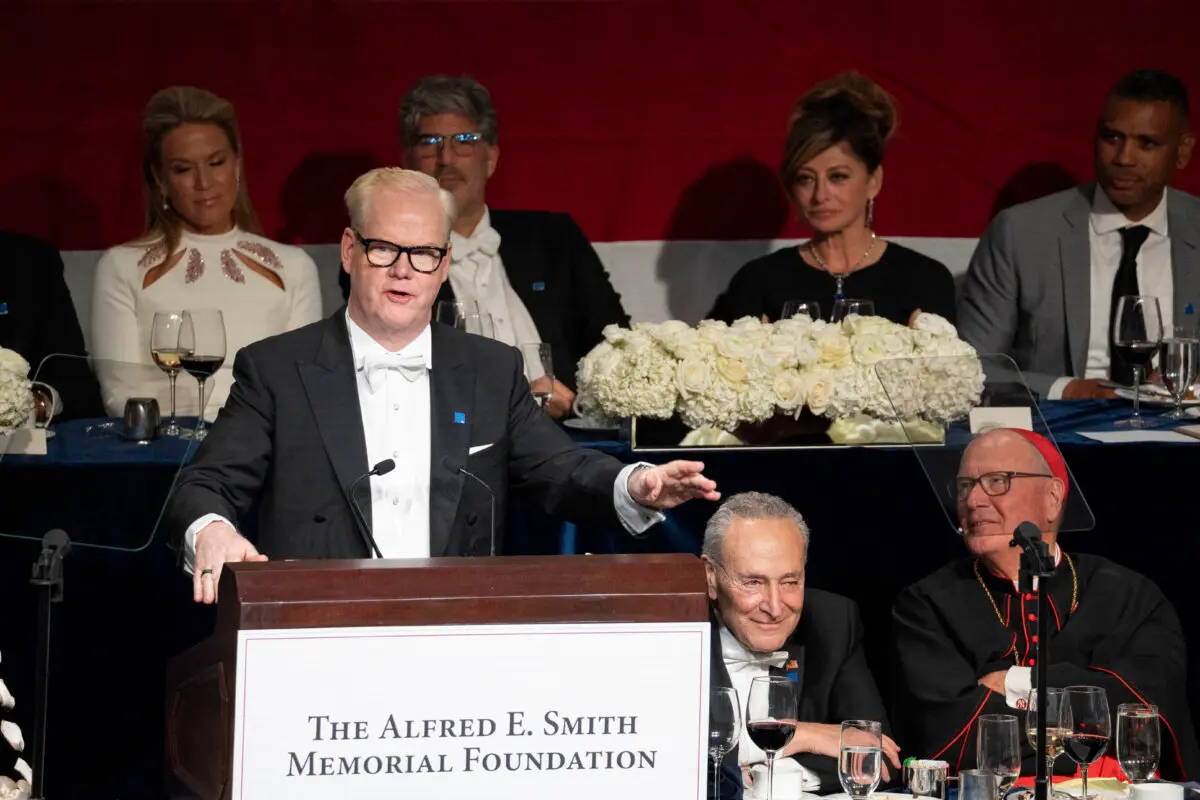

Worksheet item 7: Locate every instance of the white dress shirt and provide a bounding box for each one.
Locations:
[1047,191,1172,398]
[181,313,662,572]
[449,208,545,374]
[719,624,819,790]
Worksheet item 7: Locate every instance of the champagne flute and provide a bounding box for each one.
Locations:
[150,311,188,436]
[708,686,740,800]
[435,299,478,327]
[833,298,875,323]
[1112,295,1163,427]
[839,719,883,799]
[746,675,798,800]
[178,309,227,441]
[978,714,1021,798]
[1159,337,1198,419]
[1062,686,1111,800]
[1027,689,1071,800]
[781,300,821,321]
[1116,703,1159,783]
[518,342,554,411]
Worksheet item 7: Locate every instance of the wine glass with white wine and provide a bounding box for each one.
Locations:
[150,310,187,436]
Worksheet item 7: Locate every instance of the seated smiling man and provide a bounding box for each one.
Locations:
[891,428,1200,778]
[703,492,901,795]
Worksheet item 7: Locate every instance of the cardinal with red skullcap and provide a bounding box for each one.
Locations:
[890,428,1200,781]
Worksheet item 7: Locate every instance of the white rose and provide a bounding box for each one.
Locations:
[911,312,959,338]
[715,332,756,360]
[794,336,820,368]
[676,358,712,397]
[716,357,749,383]
[803,370,833,416]
[844,315,893,338]
[772,369,805,410]
[851,333,888,366]
[880,331,910,357]
[815,328,852,366]
[0,348,30,378]
[729,316,765,335]
[601,324,630,345]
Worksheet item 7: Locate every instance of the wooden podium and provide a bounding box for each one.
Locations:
[164,554,709,800]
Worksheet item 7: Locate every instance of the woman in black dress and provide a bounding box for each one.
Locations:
[712,73,956,326]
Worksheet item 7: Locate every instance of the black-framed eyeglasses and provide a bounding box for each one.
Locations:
[952,471,1054,501]
[354,231,447,273]
[412,132,483,156]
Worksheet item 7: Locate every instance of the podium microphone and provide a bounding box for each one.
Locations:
[441,456,496,557]
[348,459,395,559]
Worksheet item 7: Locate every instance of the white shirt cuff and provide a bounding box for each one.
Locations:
[182,514,235,575]
[613,462,665,536]
[1046,376,1073,401]
[1004,666,1032,709]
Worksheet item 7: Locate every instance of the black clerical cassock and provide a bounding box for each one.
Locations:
[891,551,1200,779]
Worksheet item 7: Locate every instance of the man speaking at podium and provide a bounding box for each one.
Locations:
[165,168,719,604]
[891,428,1200,778]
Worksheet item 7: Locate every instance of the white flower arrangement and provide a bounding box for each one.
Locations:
[0,650,31,799]
[0,350,34,435]
[575,313,984,435]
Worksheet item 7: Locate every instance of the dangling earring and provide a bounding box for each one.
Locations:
[159,187,168,211]
[866,197,875,230]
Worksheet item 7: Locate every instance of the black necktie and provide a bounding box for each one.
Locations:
[1108,225,1152,385]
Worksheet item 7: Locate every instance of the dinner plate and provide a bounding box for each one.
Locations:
[1113,387,1199,406]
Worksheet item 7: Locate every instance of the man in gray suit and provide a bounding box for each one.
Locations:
[959,70,1198,400]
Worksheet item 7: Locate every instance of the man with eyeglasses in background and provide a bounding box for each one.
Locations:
[702,491,901,796]
[890,428,1199,778]
[396,74,630,419]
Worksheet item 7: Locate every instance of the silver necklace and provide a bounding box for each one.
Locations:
[807,232,878,301]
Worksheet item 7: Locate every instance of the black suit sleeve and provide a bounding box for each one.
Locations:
[890,585,1010,771]
[796,600,895,793]
[503,345,626,529]
[26,239,104,418]
[558,213,630,355]
[163,345,275,553]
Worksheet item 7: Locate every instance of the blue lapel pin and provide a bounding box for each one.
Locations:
[531,281,545,292]
[454,412,466,424]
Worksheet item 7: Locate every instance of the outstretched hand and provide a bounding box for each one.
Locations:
[193,521,268,604]
[627,460,720,510]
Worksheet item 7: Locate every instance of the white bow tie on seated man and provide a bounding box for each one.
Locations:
[171,168,722,606]
[702,492,903,796]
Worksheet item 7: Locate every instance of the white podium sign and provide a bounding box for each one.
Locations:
[231,621,711,799]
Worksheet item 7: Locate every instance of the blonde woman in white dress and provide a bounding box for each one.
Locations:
[91,86,322,419]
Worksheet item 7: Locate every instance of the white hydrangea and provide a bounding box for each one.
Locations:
[574,312,982,433]
[0,349,34,433]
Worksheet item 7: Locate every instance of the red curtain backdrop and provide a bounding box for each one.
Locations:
[1,0,1198,250]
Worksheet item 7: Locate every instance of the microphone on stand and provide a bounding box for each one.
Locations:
[441,456,496,557]
[348,459,395,559]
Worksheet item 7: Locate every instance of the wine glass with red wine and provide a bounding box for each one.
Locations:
[746,675,798,800]
[178,309,227,441]
[1113,295,1163,428]
[1062,686,1111,800]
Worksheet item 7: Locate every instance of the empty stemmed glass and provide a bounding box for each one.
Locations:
[832,298,874,323]
[150,310,186,436]
[1159,336,1198,420]
[435,299,477,327]
[459,311,496,339]
[781,300,821,321]
[1116,703,1160,783]
[519,342,554,411]
[178,309,226,441]
[1112,295,1163,427]
[746,676,798,800]
[708,686,741,800]
[1062,686,1111,800]
[978,714,1021,798]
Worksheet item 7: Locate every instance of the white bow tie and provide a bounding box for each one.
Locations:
[361,351,428,392]
[722,641,788,672]
[451,225,501,264]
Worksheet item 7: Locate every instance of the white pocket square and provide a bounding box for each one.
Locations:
[468,443,493,455]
